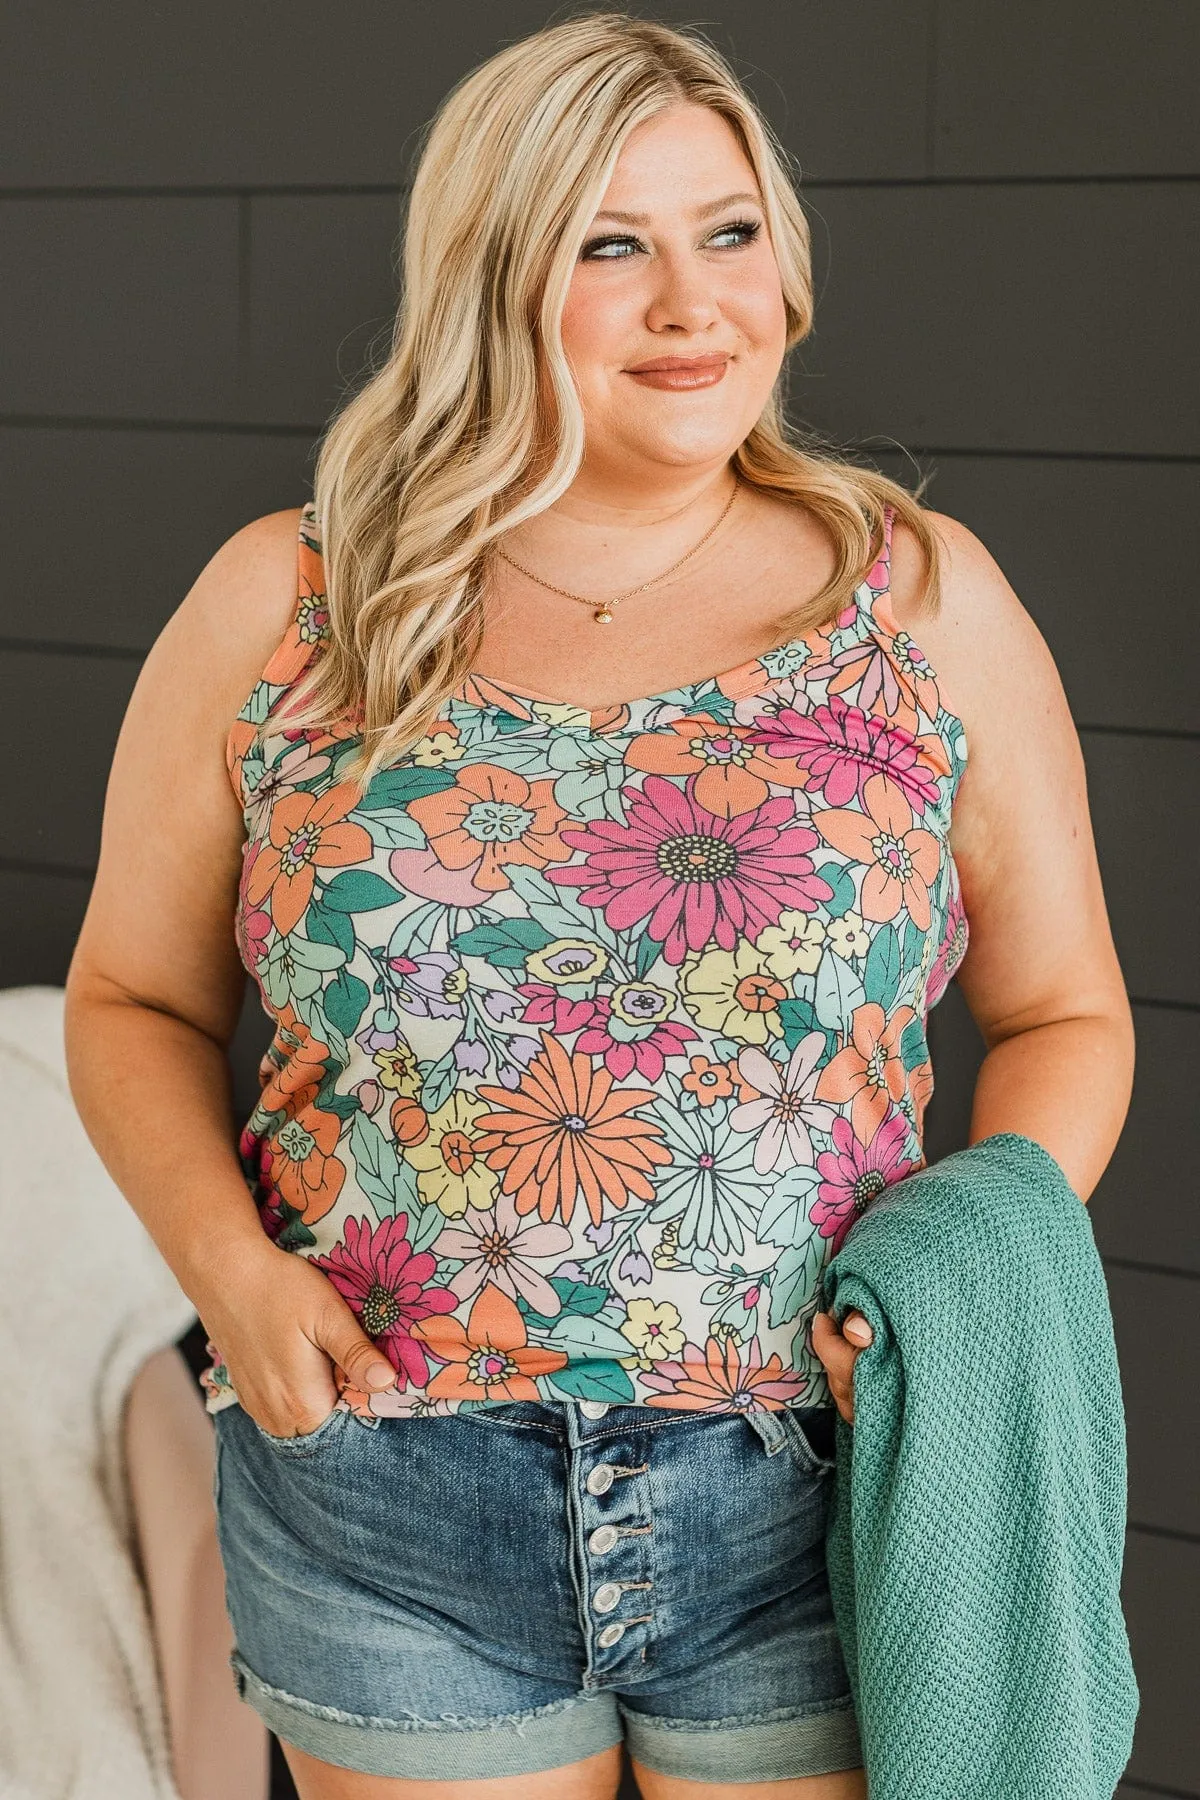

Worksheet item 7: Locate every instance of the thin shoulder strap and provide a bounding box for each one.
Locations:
[258,502,330,690]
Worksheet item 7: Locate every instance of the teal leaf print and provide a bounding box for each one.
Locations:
[540,1311,640,1362]
[757,1164,822,1248]
[419,1046,458,1113]
[503,862,623,955]
[347,1109,416,1216]
[519,1275,608,1329]
[324,968,371,1038]
[273,1200,317,1253]
[778,995,822,1053]
[635,931,663,981]
[450,917,555,967]
[767,1228,825,1328]
[813,949,866,1030]
[544,1362,637,1404]
[353,768,456,810]
[408,1197,447,1256]
[863,923,903,1010]
[354,809,428,851]
[901,912,926,974]
[899,1015,930,1072]
[307,900,356,960]
[321,870,408,913]
[816,860,857,918]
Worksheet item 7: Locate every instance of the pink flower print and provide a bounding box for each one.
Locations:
[811,1110,919,1255]
[575,986,700,1082]
[310,1213,459,1391]
[548,776,833,966]
[729,1038,841,1174]
[746,694,942,816]
[431,1185,573,1316]
[812,772,942,931]
[515,982,599,1037]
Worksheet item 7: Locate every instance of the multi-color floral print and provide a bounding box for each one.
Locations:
[202,499,970,1426]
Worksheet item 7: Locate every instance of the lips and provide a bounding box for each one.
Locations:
[626,355,729,373]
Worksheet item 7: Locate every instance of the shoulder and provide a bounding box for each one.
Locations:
[887,505,1072,758]
[168,505,307,715]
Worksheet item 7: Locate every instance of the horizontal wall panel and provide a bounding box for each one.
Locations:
[0,0,930,190]
[242,195,403,427]
[1092,1005,1199,1277]
[868,452,1199,737]
[1081,733,1199,1008]
[0,426,314,647]
[936,0,1199,178]
[1108,1267,1199,1539]
[798,182,1199,457]
[1120,1530,1200,1791]
[0,651,137,868]
[0,198,240,421]
[0,869,93,987]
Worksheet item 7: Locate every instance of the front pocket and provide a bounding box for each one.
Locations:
[776,1404,838,1476]
[252,1403,350,1457]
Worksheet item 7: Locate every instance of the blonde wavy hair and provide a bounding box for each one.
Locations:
[277,8,944,791]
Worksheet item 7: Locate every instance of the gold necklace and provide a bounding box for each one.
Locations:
[494,474,741,624]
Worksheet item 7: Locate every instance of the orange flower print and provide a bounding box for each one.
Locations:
[681,1054,738,1106]
[637,1330,811,1412]
[245,781,374,936]
[811,772,941,931]
[473,1030,672,1228]
[410,1281,570,1403]
[250,1006,346,1224]
[623,716,802,819]
[814,999,917,1145]
[406,763,576,893]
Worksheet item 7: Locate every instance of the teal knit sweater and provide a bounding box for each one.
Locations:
[818,1131,1139,1800]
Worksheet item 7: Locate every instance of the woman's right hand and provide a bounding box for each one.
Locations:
[195,1237,399,1438]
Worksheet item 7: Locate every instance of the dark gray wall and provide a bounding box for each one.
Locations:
[2,5,1196,1795]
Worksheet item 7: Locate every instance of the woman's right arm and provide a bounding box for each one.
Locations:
[62,508,397,1435]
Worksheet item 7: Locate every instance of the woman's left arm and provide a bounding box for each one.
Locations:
[911,510,1136,1204]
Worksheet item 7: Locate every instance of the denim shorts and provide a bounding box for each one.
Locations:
[211,1394,863,1784]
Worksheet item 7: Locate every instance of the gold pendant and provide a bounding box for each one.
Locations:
[593,606,614,624]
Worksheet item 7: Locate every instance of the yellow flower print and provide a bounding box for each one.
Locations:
[755,908,827,981]
[679,942,787,1046]
[372,1040,423,1097]
[406,1091,499,1218]
[526,938,609,985]
[620,1298,687,1366]
[827,910,870,959]
[411,729,465,767]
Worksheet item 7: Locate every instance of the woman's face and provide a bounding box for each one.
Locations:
[559,102,788,484]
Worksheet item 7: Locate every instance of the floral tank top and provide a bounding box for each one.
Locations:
[201,498,970,1427]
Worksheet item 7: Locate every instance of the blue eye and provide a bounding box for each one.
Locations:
[581,217,762,261]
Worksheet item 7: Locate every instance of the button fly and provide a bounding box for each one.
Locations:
[589,1524,620,1554]
[597,1622,625,1647]
[585,1463,615,1495]
[593,1582,623,1613]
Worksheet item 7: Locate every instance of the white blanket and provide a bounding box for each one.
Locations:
[0,985,198,1800]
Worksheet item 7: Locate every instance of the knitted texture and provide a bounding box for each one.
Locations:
[818,1130,1139,1800]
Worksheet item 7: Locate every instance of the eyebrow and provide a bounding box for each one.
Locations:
[591,190,763,226]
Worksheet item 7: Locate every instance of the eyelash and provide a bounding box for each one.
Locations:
[581,217,762,261]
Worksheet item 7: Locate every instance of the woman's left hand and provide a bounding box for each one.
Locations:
[811,1309,874,1425]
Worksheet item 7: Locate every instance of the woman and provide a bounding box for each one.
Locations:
[63,12,1134,1800]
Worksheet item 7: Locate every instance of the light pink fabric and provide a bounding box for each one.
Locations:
[125,1347,269,1800]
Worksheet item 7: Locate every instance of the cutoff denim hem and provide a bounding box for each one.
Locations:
[231,1648,863,1783]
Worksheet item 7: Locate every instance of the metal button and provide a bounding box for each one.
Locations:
[593,1582,623,1613]
[589,1524,620,1555]
[597,1622,626,1648]
[585,1462,615,1495]
[578,1400,610,1418]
